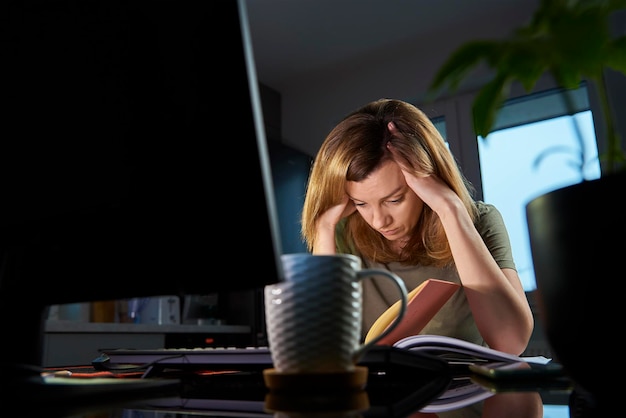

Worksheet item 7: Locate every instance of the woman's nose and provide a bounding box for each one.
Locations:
[371,208,390,230]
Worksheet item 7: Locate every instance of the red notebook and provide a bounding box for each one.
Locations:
[365,278,461,346]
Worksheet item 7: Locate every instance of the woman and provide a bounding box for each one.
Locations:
[301,98,533,355]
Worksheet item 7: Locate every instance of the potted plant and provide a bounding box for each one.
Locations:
[426,0,626,402]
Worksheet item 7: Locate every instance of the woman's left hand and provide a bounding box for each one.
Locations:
[386,122,457,213]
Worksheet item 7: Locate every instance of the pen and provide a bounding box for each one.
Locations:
[41,370,72,377]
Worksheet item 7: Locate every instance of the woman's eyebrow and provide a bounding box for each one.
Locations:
[380,185,405,200]
[348,185,405,202]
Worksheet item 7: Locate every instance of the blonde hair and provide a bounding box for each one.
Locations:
[301,99,477,266]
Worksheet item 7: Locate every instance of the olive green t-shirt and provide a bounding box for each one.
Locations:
[355,201,516,345]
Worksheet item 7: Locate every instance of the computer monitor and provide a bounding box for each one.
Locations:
[0,0,284,375]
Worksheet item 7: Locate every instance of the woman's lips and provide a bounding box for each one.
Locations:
[380,228,399,237]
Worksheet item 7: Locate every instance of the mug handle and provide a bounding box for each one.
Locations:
[352,269,408,362]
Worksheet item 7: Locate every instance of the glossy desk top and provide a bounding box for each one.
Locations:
[10,366,581,418]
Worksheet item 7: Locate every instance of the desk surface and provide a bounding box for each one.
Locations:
[11,366,582,418]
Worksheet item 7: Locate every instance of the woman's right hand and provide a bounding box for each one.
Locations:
[312,194,356,254]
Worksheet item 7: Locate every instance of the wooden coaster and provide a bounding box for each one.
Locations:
[264,389,370,413]
[262,366,369,391]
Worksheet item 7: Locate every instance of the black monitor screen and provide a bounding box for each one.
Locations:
[1,0,284,368]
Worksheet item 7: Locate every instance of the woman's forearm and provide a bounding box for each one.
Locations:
[312,221,338,254]
[438,200,534,354]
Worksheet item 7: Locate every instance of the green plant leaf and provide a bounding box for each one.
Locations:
[607,36,626,72]
[427,41,500,97]
[472,75,510,138]
[426,0,626,175]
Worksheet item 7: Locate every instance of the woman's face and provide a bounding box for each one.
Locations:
[346,160,424,244]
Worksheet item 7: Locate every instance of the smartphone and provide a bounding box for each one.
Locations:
[469,360,565,380]
[469,361,573,393]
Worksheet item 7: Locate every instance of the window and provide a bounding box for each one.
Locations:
[431,116,447,142]
[424,84,601,291]
[478,96,600,290]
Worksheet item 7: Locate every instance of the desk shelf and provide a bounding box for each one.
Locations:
[45,320,250,334]
[43,320,253,367]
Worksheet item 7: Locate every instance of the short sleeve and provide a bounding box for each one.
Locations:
[474,201,517,271]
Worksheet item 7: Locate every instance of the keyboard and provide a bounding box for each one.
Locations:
[94,345,450,377]
[94,346,274,373]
